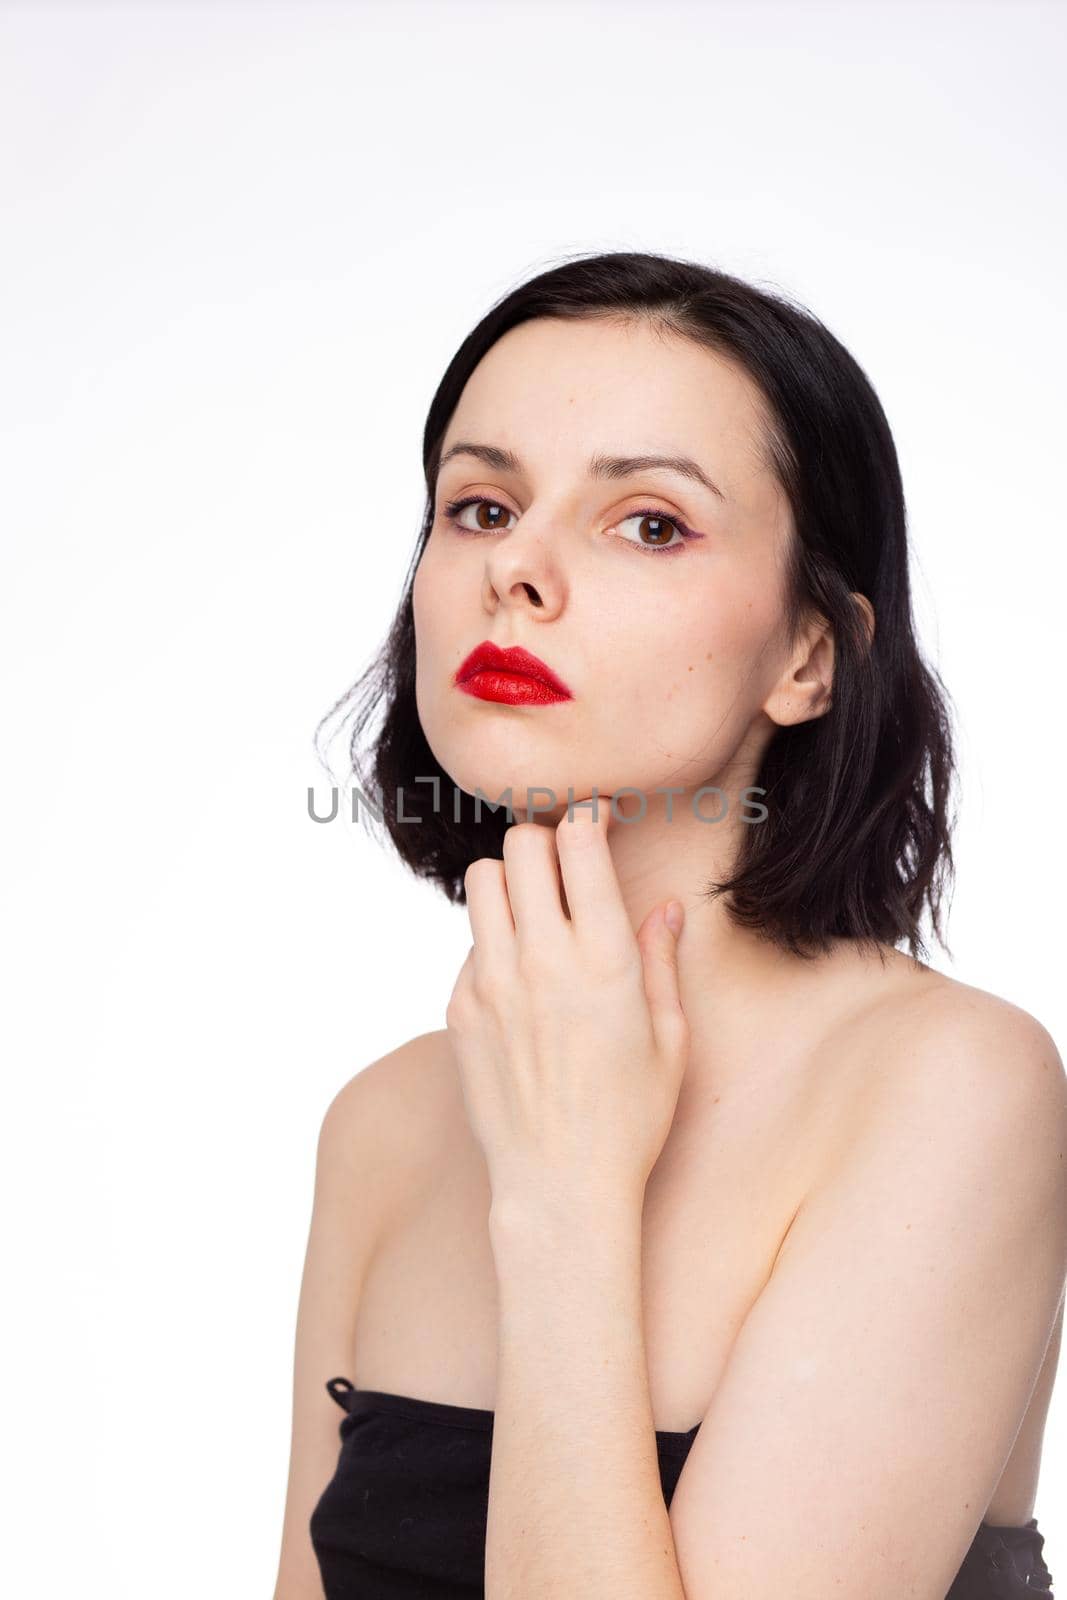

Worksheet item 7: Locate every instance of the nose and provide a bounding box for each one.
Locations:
[481,516,564,620]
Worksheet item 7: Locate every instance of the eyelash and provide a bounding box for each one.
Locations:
[440,495,700,556]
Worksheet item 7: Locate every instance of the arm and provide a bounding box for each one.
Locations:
[484,1000,1067,1600]
[486,1190,684,1598]
[271,1034,441,1600]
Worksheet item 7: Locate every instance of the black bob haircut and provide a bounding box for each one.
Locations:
[316,250,958,964]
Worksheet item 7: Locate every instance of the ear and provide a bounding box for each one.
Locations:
[762,593,874,729]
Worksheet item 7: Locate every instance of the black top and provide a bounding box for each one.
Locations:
[310,1376,1055,1599]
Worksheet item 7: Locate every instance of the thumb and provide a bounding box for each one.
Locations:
[638,900,687,1051]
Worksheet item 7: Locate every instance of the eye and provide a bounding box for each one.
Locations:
[440,495,702,555]
[609,508,695,555]
[442,496,517,533]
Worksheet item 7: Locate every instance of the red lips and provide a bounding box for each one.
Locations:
[454,640,574,705]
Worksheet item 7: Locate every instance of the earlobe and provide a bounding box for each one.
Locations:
[763,679,832,728]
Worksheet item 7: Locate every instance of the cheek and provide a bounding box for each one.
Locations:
[411,547,433,632]
[596,591,776,763]
[411,545,478,751]
[411,560,445,726]
[616,587,762,701]
[412,546,453,662]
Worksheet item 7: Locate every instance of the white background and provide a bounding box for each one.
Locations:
[2,1,1064,1592]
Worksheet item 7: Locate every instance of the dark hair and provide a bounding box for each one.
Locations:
[315,249,958,963]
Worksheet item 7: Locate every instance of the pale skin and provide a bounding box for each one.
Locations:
[272,315,1067,1599]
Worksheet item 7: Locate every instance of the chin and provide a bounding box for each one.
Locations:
[451,769,577,822]
[424,745,596,825]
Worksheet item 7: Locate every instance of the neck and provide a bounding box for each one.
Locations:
[520,784,801,1007]
[516,783,889,1102]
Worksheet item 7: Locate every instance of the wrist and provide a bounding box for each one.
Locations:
[488,1179,644,1255]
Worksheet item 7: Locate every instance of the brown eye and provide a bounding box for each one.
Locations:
[443,497,517,533]
[636,515,676,546]
[474,502,510,530]
[613,511,689,552]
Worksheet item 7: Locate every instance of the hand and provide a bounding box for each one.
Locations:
[444,802,689,1221]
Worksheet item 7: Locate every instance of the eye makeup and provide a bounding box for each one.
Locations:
[440,494,707,557]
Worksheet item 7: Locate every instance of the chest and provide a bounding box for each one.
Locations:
[349,1047,842,1434]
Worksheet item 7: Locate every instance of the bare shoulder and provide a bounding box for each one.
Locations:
[844,965,1067,1125]
[819,961,1067,1244]
[317,1027,455,1204]
[321,1027,453,1130]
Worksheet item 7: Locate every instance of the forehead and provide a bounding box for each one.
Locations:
[440,315,775,490]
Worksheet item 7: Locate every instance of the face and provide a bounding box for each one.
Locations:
[412,314,830,825]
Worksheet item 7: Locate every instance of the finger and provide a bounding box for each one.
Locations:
[464,857,516,964]
[554,801,633,947]
[638,901,688,1055]
[501,823,571,951]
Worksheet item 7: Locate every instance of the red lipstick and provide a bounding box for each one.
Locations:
[454,640,574,705]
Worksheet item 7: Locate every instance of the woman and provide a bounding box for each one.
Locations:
[273,252,1066,1599]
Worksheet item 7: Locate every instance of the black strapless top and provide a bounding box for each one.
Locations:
[310,1376,1055,1599]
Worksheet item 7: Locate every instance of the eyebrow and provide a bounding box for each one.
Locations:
[437,441,726,502]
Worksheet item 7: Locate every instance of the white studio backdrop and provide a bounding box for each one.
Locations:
[1,1,1064,1593]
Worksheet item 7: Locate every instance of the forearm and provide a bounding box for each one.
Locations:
[484,1191,688,1600]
